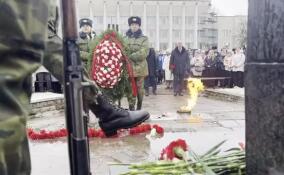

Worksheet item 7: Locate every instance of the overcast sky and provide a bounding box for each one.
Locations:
[211,0,248,16]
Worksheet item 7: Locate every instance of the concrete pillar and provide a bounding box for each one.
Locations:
[103,1,107,30]
[182,2,186,47]
[75,0,80,30]
[194,1,198,49]
[88,0,94,22]
[130,1,133,16]
[116,1,120,32]
[156,2,160,51]
[246,0,284,174]
[143,2,147,35]
[169,2,173,50]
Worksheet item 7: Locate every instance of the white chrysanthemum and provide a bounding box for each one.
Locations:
[108,60,113,64]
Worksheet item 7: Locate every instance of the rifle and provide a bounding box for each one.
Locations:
[61,0,91,174]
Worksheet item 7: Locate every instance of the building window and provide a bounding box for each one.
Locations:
[173,16,181,25]
[148,30,155,39]
[185,43,191,49]
[147,16,156,28]
[185,30,194,41]
[120,16,129,25]
[160,30,168,38]
[160,43,168,50]
[173,30,181,39]
[94,16,103,25]
[160,16,169,25]
[185,16,194,25]
[106,16,117,26]
[198,16,207,25]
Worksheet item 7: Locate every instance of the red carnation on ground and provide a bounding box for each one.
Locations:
[159,139,188,160]
[152,124,164,134]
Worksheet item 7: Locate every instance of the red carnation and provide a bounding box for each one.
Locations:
[110,32,116,37]
[104,34,111,40]
[155,126,164,134]
[159,139,188,160]
[129,128,136,135]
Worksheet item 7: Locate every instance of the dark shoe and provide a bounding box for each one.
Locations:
[90,94,150,136]
[129,105,135,111]
[153,90,157,95]
[136,101,142,110]
[179,93,183,96]
[145,91,149,96]
[174,92,178,96]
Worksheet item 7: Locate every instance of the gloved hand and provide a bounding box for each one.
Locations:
[79,32,87,39]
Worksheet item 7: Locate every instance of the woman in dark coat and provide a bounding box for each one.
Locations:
[144,48,158,96]
[203,50,217,87]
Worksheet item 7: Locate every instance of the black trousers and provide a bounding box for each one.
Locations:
[144,76,157,91]
[173,73,185,93]
[232,71,244,87]
[224,70,233,88]
[202,69,216,87]
[215,69,226,87]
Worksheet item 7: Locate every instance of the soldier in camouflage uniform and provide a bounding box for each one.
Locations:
[0,0,49,174]
[78,18,96,67]
[125,16,149,110]
[0,1,149,174]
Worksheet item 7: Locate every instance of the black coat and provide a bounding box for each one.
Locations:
[146,48,157,76]
[170,47,190,75]
[215,53,225,70]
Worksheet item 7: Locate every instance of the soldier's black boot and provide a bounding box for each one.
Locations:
[136,100,142,110]
[90,94,150,136]
[129,105,135,111]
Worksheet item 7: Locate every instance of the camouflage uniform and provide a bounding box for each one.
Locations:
[78,31,96,68]
[0,0,50,174]
[125,29,149,110]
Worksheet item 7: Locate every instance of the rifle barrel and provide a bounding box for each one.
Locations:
[61,0,91,174]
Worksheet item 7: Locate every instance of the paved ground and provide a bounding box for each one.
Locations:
[28,85,245,175]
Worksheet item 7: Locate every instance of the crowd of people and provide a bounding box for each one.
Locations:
[77,16,246,100]
[144,45,246,97]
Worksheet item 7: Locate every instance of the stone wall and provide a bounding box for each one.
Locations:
[30,99,64,118]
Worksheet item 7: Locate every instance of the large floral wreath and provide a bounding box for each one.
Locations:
[88,30,136,102]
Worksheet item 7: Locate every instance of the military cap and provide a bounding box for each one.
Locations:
[79,18,93,28]
[128,16,141,26]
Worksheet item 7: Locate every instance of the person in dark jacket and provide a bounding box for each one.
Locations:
[144,48,158,96]
[202,49,217,87]
[169,42,190,96]
[215,51,225,87]
[156,51,165,84]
